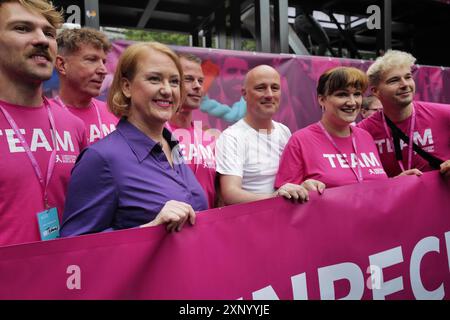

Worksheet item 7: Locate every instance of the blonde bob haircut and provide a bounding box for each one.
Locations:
[0,0,64,29]
[367,50,416,86]
[317,66,368,97]
[108,42,185,118]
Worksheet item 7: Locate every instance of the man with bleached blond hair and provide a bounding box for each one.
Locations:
[358,50,450,179]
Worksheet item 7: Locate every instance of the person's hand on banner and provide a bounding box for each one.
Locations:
[301,179,326,195]
[140,200,196,232]
[275,183,310,203]
[396,168,423,177]
[440,160,450,179]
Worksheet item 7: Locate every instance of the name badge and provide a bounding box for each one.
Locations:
[37,207,60,241]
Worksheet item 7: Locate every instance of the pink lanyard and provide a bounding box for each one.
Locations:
[0,98,57,208]
[381,106,416,171]
[318,121,363,183]
[166,122,201,173]
[54,96,104,139]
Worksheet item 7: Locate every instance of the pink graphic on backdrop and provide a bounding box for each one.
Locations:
[414,66,444,102]
[44,40,450,133]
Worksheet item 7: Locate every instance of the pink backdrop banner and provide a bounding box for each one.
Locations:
[0,172,449,300]
[44,41,450,133]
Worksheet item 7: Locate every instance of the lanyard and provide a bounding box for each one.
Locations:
[54,96,104,139]
[318,121,363,183]
[0,98,57,208]
[381,106,416,171]
[166,122,202,173]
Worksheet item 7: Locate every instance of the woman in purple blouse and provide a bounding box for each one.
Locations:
[61,42,208,236]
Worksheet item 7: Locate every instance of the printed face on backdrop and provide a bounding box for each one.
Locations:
[0,2,57,83]
[179,57,205,113]
[121,48,181,126]
[319,86,363,126]
[297,59,313,77]
[243,66,281,122]
[371,65,416,111]
[220,56,249,101]
[56,44,108,99]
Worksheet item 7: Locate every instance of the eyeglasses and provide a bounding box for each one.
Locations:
[364,108,382,111]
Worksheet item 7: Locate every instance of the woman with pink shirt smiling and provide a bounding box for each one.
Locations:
[275,67,419,189]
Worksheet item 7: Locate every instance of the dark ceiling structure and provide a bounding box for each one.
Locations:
[52,0,450,66]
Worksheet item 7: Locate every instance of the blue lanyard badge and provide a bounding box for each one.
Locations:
[37,208,60,240]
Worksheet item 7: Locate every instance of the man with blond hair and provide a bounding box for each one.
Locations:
[215,64,324,205]
[54,27,118,145]
[358,50,450,178]
[0,0,87,246]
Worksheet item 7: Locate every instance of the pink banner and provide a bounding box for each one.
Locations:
[0,172,449,300]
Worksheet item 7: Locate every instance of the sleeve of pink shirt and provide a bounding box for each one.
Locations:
[274,134,305,188]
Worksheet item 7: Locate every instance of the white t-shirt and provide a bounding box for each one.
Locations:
[216,119,291,194]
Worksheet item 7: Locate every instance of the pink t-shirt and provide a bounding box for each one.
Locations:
[0,99,87,246]
[168,121,217,208]
[51,98,118,145]
[275,122,388,189]
[358,101,450,177]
